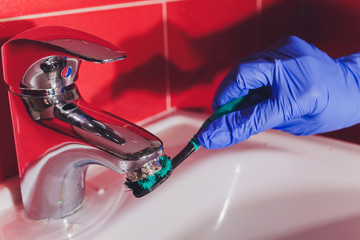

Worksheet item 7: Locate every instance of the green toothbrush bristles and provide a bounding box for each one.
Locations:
[155,155,172,178]
[137,155,172,190]
[125,155,172,194]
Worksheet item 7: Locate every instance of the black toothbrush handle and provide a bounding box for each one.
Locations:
[171,142,197,169]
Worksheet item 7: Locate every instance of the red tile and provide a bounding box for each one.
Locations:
[303,0,360,57]
[0,22,28,182]
[0,0,158,19]
[0,73,17,181]
[321,125,360,145]
[166,0,258,112]
[260,0,305,49]
[167,0,257,38]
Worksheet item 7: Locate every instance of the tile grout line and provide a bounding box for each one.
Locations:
[0,0,182,23]
[136,107,177,126]
[162,0,172,110]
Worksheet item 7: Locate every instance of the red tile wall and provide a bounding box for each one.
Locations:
[167,0,258,111]
[0,0,359,182]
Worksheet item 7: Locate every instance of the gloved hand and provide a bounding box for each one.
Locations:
[197,36,360,149]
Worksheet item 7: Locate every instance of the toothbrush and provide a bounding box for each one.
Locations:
[125,95,248,198]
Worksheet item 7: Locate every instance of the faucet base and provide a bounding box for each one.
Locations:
[20,142,137,221]
[0,167,128,239]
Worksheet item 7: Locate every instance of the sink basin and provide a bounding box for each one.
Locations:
[1,111,360,240]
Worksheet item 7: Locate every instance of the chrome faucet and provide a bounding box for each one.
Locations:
[1,26,163,220]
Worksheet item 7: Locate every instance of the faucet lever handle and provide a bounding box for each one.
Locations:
[43,38,126,63]
[11,26,126,63]
[2,26,126,92]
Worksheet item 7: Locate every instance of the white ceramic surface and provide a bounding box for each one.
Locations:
[1,111,360,240]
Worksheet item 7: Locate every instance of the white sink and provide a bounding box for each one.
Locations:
[1,111,360,240]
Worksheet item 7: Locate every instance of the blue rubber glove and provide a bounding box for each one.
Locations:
[197,36,360,149]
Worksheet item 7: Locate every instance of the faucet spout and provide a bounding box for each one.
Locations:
[54,101,127,145]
